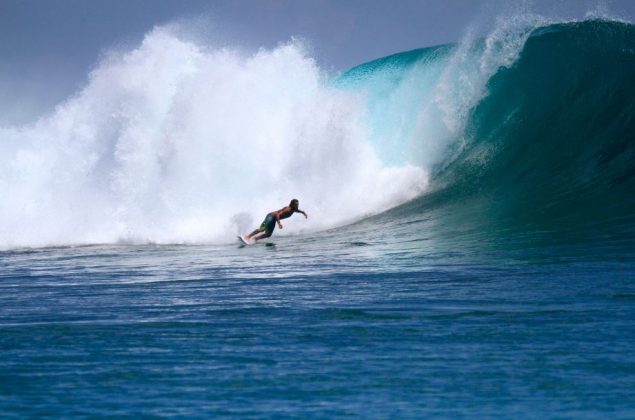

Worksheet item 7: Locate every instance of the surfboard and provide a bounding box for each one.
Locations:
[237,235,253,246]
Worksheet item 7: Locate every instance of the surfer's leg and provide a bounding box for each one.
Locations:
[247,214,273,240]
[252,214,276,241]
[246,228,261,240]
[253,232,271,241]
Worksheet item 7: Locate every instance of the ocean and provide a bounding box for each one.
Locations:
[2,18,635,417]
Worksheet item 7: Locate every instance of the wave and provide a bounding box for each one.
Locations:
[1,17,634,249]
[393,20,635,247]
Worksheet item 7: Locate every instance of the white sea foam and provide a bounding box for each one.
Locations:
[0,27,428,248]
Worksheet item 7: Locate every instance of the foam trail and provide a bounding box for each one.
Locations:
[0,27,428,248]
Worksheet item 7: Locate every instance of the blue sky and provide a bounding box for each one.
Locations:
[1,0,634,124]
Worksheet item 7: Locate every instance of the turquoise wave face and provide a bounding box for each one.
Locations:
[336,45,454,167]
[445,21,635,235]
[343,20,635,247]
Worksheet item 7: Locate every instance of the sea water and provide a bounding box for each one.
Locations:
[2,229,634,417]
[2,16,635,417]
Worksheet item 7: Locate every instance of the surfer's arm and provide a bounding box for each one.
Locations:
[274,212,283,229]
[297,209,308,219]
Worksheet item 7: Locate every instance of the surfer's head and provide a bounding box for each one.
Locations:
[290,199,299,209]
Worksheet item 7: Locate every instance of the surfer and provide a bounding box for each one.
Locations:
[244,199,308,242]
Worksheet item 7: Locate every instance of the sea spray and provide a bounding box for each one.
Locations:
[0,27,428,248]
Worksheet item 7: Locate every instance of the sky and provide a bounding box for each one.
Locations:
[1,0,634,124]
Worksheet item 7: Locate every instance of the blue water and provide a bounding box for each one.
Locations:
[2,227,635,417]
[2,18,635,417]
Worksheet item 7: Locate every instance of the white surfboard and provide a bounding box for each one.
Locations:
[237,235,253,246]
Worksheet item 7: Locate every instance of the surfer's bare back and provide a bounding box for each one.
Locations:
[245,199,308,241]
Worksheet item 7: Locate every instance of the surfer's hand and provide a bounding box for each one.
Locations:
[278,223,283,229]
[304,213,308,219]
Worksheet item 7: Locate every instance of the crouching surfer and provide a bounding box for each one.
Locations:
[243,199,308,242]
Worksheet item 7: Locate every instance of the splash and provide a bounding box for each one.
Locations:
[0,27,428,248]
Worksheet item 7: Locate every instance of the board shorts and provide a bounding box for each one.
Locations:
[258,213,276,235]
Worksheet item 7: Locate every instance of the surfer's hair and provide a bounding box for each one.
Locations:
[290,199,299,208]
